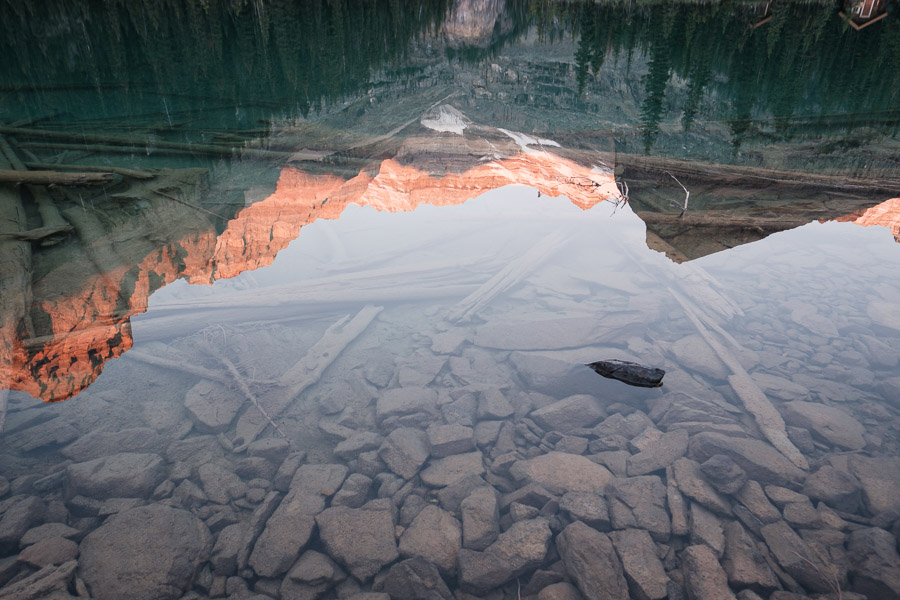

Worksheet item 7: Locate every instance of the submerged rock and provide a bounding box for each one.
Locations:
[420,452,485,487]
[688,432,805,487]
[610,528,669,600]
[383,557,454,600]
[537,582,583,600]
[60,427,166,463]
[586,360,665,388]
[379,428,431,480]
[700,454,748,496]
[530,395,605,433]
[606,476,671,542]
[249,463,347,578]
[458,518,552,592]
[557,521,627,600]
[316,500,399,581]
[682,544,736,600]
[399,505,461,575]
[20,522,79,547]
[0,496,45,554]
[672,458,733,516]
[79,504,212,600]
[0,560,77,600]
[780,401,866,450]
[847,455,900,515]
[19,536,78,567]
[460,486,500,551]
[559,491,610,530]
[802,465,862,514]
[627,429,689,477]
[509,452,613,494]
[759,520,833,593]
[722,521,779,592]
[427,424,475,458]
[848,527,900,600]
[66,453,166,500]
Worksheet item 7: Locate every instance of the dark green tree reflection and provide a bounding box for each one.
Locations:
[0,0,450,123]
[571,0,900,153]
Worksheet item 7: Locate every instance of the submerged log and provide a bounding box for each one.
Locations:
[637,212,812,230]
[214,352,290,447]
[446,231,568,322]
[60,207,126,275]
[0,132,72,243]
[0,169,120,186]
[24,161,155,179]
[124,348,237,386]
[2,126,301,161]
[0,389,7,432]
[620,154,900,195]
[671,289,808,471]
[0,149,35,349]
[0,224,74,241]
[231,304,384,450]
[150,257,485,312]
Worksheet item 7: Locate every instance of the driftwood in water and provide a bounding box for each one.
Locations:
[60,207,126,276]
[0,169,120,186]
[231,305,384,450]
[446,231,568,322]
[620,154,900,196]
[213,350,290,447]
[0,389,7,433]
[0,133,29,171]
[637,212,812,230]
[0,132,72,243]
[2,125,302,161]
[677,264,744,321]
[21,141,330,163]
[123,348,238,386]
[150,257,485,313]
[670,289,808,471]
[280,305,383,392]
[24,161,155,179]
[0,224,74,241]
[0,149,35,348]
[9,112,65,128]
[620,228,743,320]
[130,277,477,342]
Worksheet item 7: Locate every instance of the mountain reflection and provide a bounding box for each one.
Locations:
[0,133,623,402]
[1,0,899,404]
[2,130,897,403]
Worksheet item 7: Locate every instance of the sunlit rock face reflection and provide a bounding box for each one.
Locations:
[0,139,619,402]
[218,152,618,279]
[844,198,900,242]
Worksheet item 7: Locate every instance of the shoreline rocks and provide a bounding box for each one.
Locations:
[2,312,898,600]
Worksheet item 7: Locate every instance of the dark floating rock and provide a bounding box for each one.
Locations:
[586,360,665,388]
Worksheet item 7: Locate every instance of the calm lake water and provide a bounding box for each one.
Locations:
[1,1,900,599]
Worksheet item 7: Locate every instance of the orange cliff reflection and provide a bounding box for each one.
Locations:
[2,151,618,402]
[837,197,900,242]
[18,228,224,402]
[213,154,620,278]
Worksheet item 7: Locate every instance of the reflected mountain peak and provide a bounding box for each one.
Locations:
[1,0,899,403]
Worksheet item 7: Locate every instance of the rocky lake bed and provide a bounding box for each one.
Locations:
[2,265,900,600]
